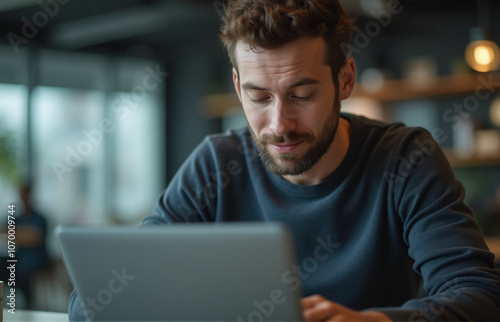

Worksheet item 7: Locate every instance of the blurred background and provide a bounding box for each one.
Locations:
[0,0,499,313]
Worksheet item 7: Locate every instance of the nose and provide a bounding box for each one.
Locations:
[269,101,296,136]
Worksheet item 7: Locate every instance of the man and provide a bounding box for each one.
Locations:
[69,0,500,321]
[1,185,50,309]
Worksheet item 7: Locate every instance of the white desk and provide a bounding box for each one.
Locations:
[3,309,68,321]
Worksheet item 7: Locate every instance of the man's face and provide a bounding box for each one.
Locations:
[233,37,341,176]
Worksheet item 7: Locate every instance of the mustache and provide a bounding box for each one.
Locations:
[256,132,314,145]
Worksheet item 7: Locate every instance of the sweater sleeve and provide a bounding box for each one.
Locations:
[68,289,88,322]
[378,129,500,321]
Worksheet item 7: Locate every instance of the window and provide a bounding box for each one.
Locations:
[0,45,166,229]
[0,83,27,209]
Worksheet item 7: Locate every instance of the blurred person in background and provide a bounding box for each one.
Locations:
[2,184,51,309]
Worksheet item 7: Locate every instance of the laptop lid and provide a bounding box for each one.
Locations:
[55,223,303,321]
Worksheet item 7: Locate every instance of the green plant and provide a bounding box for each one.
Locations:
[0,122,21,185]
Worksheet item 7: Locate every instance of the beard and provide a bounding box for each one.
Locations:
[250,98,340,176]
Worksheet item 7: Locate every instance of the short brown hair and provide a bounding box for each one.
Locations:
[219,0,354,78]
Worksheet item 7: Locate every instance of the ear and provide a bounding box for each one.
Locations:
[232,68,242,102]
[338,57,355,101]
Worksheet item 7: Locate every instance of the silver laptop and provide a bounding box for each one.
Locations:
[55,223,303,321]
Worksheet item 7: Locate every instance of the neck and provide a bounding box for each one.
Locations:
[283,117,351,185]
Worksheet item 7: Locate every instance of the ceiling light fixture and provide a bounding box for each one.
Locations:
[465,0,500,72]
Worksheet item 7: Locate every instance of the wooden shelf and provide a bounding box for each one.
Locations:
[202,72,500,118]
[351,72,500,103]
[444,149,500,168]
[201,93,241,118]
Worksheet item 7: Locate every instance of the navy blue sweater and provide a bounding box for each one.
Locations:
[69,114,500,321]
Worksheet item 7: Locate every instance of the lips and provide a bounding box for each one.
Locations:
[270,141,302,153]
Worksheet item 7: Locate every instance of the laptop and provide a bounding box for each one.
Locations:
[55,223,303,321]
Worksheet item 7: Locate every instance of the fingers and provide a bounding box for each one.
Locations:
[301,295,392,322]
[302,295,345,321]
[305,300,341,321]
[302,295,371,322]
[301,294,325,310]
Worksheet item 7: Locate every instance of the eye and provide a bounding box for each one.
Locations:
[249,96,269,104]
[292,93,313,101]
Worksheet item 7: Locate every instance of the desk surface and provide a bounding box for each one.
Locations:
[3,309,68,321]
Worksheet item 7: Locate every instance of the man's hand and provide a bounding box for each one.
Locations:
[301,295,392,322]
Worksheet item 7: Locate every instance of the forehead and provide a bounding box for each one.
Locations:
[235,37,330,80]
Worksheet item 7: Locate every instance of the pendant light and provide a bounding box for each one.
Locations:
[465,0,500,72]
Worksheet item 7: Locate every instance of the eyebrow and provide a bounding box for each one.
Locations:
[241,77,320,91]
